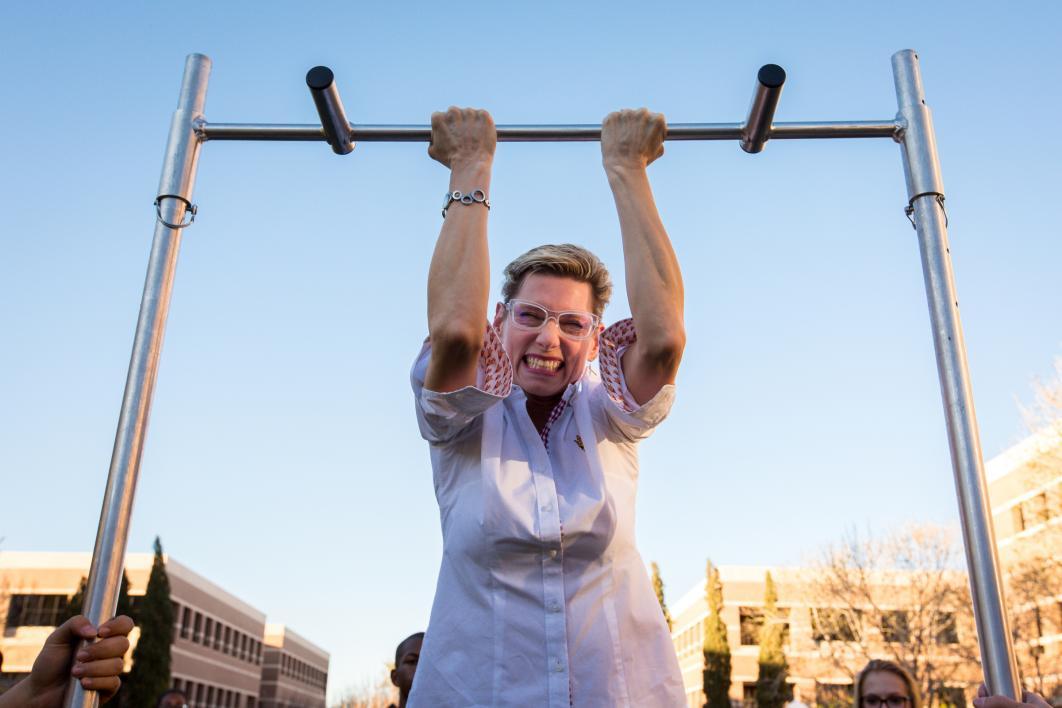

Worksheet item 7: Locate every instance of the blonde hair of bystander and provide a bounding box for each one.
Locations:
[854,659,923,708]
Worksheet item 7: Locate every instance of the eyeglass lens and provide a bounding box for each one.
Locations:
[510,301,595,338]
[864,695,909,708]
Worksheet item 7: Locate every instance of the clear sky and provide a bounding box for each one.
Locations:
[2,0,1060,700]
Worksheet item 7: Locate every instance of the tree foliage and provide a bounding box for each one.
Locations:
[755,572,790,708]
[651,561,673,631]
[803,524,980,708]
[702,560,731,708]
[334,664,397,708]
[1007,357,1062,697]
[125,537,174,707]
[62,571,134,623]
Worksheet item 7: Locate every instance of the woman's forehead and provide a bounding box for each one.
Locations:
[513,273,594,311]
[863,671,908,694]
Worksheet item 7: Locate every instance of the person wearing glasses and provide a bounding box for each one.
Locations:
[854,660,922,708]
[409,106,685,706]
[854,660,1052,708]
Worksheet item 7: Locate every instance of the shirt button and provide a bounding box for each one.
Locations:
[552,659,564,673]
[540,502,553,512]
[549,602,562,613]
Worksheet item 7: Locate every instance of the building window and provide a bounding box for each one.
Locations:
[214,621,222,651]
[739,607,764,645]
[810,608,861,642]
[193,612,203,643]
[4,594,68,628]
[1023,493,1051,527]
[880,611,910,643]
[1012,505,1026,532]
[935,686,966,708]
[181,607,191,639]
[817,683,853,708]
[222,625,231,654]
[935,612,959,644]
[743,683,758,708]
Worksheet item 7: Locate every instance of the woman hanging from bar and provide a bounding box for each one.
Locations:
[408,106,686,706]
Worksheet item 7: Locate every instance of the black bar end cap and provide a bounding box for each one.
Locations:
[757,64,786,89]
[306,66,335,90]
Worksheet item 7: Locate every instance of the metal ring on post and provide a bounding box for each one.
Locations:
[740,64,786,154]
[904,192,947,229]
[153,194,197,229]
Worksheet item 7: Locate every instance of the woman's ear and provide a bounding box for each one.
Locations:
[492,302,506,330]
[586,323,604,362]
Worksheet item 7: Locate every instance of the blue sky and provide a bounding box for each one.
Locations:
[2,1,1061,699]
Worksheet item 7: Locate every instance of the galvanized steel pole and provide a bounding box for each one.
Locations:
[892,48,1021,698]
[64,53,211,708]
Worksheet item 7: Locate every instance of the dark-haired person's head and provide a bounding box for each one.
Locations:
[390,632,424,707]
[156,688,189,708]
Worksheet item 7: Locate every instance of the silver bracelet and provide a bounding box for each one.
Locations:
[442,189,491,218]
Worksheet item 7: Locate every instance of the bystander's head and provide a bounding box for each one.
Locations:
[389,632,424,708]
[156,688,189,708]
[854,659,922,708]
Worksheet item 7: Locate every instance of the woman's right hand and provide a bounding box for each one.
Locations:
[428,107,496,170]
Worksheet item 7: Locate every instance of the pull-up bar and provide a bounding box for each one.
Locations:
[66,50,1022,708]
[202,63,899,149]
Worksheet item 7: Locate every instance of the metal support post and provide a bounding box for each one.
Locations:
[892,49,1021,698]
[64,53,211,708]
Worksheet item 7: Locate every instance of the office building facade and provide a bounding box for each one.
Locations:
[0,552,328,707]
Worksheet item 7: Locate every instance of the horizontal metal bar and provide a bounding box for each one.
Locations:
[196,120,899,143]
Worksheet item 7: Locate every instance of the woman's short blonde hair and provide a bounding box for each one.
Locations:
[501,244,612,317]
[854,659,922,708]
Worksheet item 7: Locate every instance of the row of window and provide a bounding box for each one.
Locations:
[173,677,256,708]
[1010,483,1061,533]
[4,594,67,629]
[1015,601,1062,640]
[808,608,959,645]
[278,651,327,689]
[176,603,263,665]
[685,681,966,708]
[673,607,960,653]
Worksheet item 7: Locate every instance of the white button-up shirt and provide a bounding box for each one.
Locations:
[408,319,685,707]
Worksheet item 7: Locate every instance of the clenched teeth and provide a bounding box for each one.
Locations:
[525,356,562,372]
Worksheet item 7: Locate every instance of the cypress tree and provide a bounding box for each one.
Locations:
[62,572,134,622]
[702,560,731,708]
[651,562,673,631]
[125,537,174,706]
[755,572,791,708]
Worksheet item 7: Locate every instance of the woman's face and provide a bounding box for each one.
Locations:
[494,273,600,399]
[860,671,910,708]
